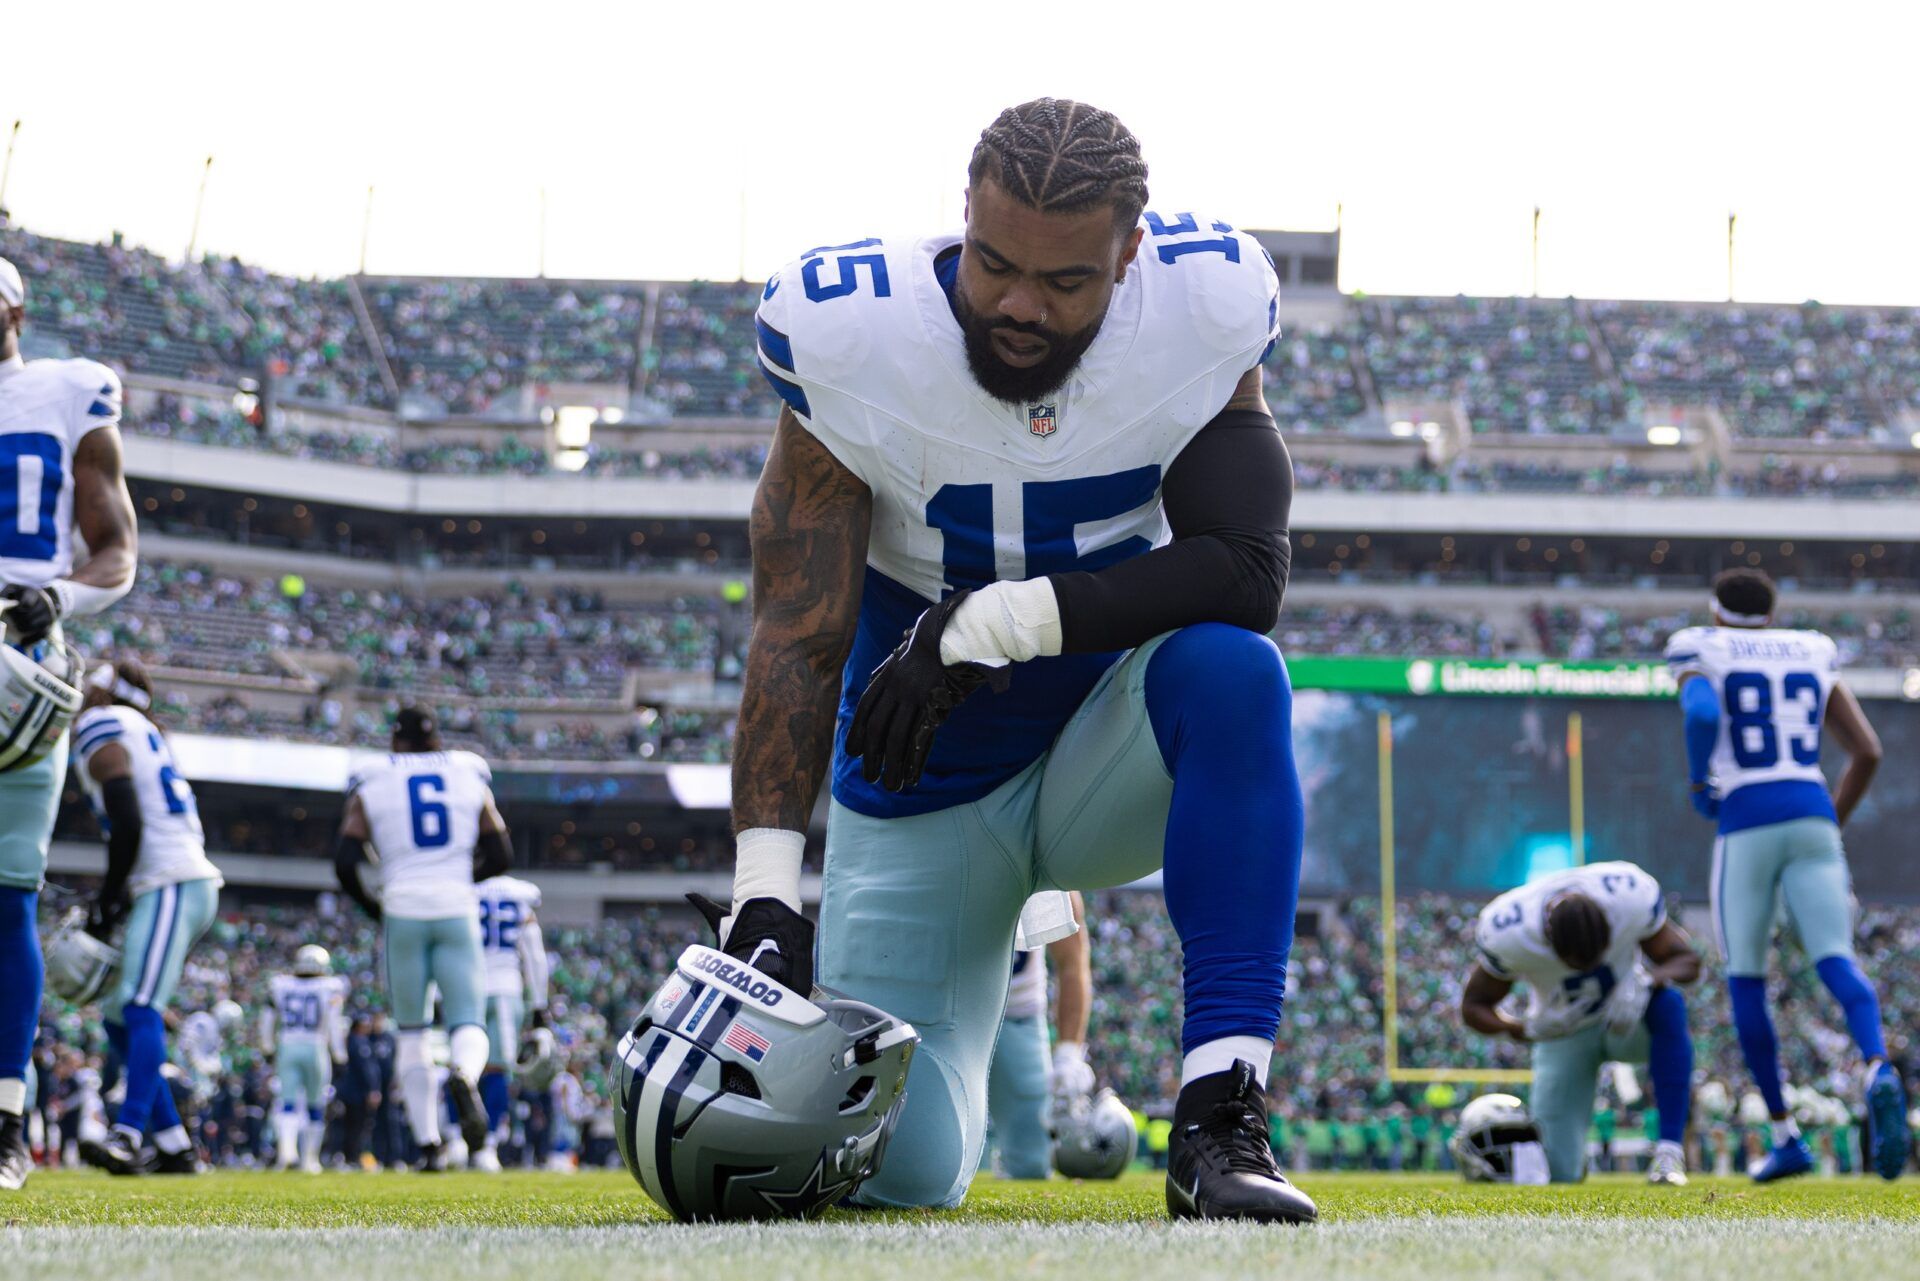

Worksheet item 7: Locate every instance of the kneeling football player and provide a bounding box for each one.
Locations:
[1459,860,1700,1185]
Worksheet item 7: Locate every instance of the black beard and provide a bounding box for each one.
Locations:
[952,282,1104,405]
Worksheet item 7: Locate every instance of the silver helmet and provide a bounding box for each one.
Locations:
[1450,1092,1551,1184]
[293,944,331,977]
[1053,1087,1136,1179]
[614,944,918,1221]
[0,638,84,774]
[517,1026,560,1091]
[44,906,120,1004]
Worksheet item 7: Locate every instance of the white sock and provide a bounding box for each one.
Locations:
[153,1124,190,1155]
[396,1031,442,1146]
[0,1077,25,1115]
[449,1025,490,1085]
[1654,1139,1684,1162]
[1180,1036,1273,1089]
[301,1118,324,1166]
[1770,1117,1801,1147]
[274,1110,301,1165]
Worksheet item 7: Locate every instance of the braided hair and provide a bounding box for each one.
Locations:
[968,98,1149,231]
[1713,567,1776,621]
[1543,893,1612,972]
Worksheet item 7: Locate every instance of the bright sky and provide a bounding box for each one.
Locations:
[4,1,1915,304]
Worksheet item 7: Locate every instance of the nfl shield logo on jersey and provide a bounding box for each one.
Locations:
[1028,404,1057,437]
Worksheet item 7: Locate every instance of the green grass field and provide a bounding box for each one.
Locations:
[6,1170,1917,1280]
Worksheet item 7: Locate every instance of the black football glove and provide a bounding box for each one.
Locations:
[528,1004,551,1031]
[688,892,816,996]
[845,590,1008,793]
[87,888,129,941]
[0,584,59,647]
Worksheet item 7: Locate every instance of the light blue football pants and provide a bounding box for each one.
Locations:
[1710,817,1855,977]
[385,914,485,1030]
[486,992,525,1070]
[0,736,65,890]
[827,625,1310,1210]
[276,1040,333,1120]
[1528,1021,1650,1183]
[985,1011,1053,1179]
[106,877,220,1021]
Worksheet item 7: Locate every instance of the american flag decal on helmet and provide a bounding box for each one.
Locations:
[722,1020,771,1062]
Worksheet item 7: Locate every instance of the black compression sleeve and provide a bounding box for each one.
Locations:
[473,828,512,882]
[99,775,142,903]
[1046,408,1293,654]
[333,835,383,921]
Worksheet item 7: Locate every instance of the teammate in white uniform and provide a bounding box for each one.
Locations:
[0,256,138,1191]
[1665,568,1908,1182]
[335,707,511,1169]
[701,99,1313,1221]
[1460,861,1700,1184]
[267,944,349,1172]
[986,891,1092,1178]
[69,658,221,1176]
[472,873,549,1170]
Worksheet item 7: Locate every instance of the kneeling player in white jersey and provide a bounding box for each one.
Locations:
[0,257,138,1190]
[705,98,1313,1222]
[1666,569,1908,1182]
[1460,861,1700,1184]
[986,892,1092,1178]
[472,873,549,1171]
[335,707,510,1170]
[267,945,348,1172]
[71,658,222,1176]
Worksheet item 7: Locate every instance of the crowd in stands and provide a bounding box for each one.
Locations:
[26,889,1917,1172]
[14,219,1920,444]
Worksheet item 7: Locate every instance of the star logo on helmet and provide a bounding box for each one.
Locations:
[752,1155,854,1219]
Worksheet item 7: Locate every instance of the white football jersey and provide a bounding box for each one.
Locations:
[476,874,542,997]
[71,705,220,899]
[755,215,1279,818]
[0,355,122,590]
[1005,945,1049,1022]
[1474,861,1666,1037]
[1664,626,1839,795]
[349,750,494,918]
[271,973,349,1052]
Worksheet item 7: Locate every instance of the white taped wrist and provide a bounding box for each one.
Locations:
[732,828,805,914]
[1052,1040,1087,1070]
[939,578,1062,667]
[49,576,133,619]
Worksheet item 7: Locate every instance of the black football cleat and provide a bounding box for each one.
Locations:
[152,1145,205,1175]
[0,1112,31,1190]
[80,1125,147,1176]
[415,1140,449,1173]
[1166,1061,1317,1224]
[446,1073,489,1152]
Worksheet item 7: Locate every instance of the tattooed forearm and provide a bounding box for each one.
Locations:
[730,408,872,833]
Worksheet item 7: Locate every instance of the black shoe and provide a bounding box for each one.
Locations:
[0,1112,30,1190]
[416,1141,448,1173]
[447,1073,488,1152]
[152,1145,205,1175]
[80,1126,147,1176]
[1166,1061,1317,1224]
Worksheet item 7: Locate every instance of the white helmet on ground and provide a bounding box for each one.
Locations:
[1450,1092,1551,1184]
[613,944,919,1221]
[1054,1087,1136,1179]
[44,906,120,1004]
[0,639,84,774]
[293,944,331,977]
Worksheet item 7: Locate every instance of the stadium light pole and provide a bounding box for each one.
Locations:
[1531,205,1541,298]
[1727,211,1736,302]
[185,155,213,263]
[0,120,19,217]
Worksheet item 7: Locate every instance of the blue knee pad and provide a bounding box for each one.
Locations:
[1643,986,1692,1144]
[1144,624,1302,1053]
[0,887,42,1082]
[1728,976,1788,1116]
[1814,955,1888,1063]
